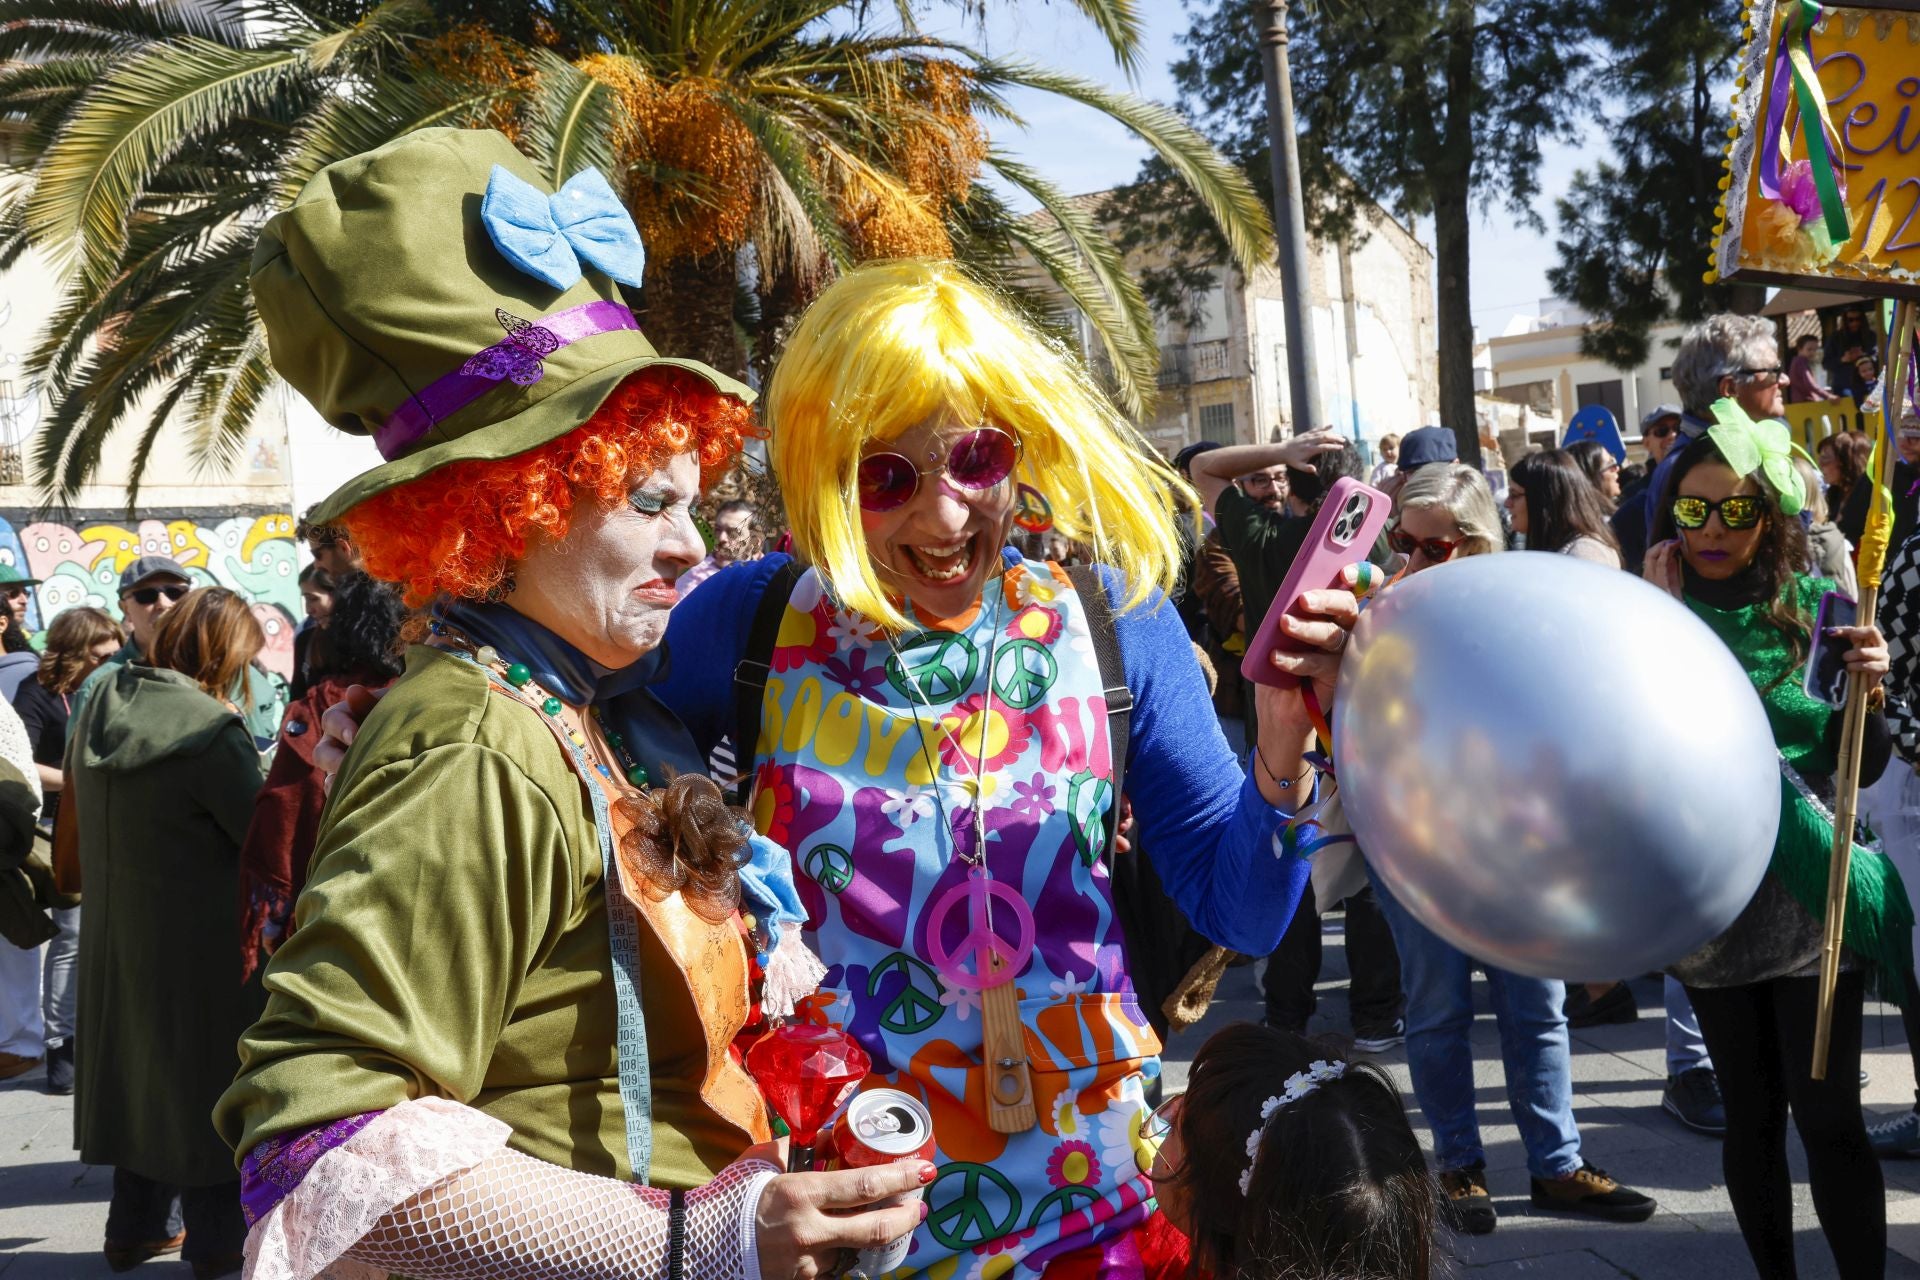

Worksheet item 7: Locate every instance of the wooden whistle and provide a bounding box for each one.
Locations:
[980,951,1036,1133]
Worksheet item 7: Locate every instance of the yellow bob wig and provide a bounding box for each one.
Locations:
[766,259,1197,632]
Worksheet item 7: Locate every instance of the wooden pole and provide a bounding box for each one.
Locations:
[1812,297,1916,1078]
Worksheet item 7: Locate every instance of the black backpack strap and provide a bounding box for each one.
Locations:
[1067,564,1133,861]
[730,559,804,802]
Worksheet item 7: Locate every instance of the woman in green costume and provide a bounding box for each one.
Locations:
[212,128,923,1280]
[70,589,268,1278]
[1646,402,1910,1280]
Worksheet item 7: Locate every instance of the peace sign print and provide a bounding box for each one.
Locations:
[803,843,855,894]
[925,870,1037,991]
[1027,1184,1101,1231]
[1065,770,1115,868]
[867,951,946,1036]
[925,1162,1022,1251]
[991,639,1058,710]
[886,630,980,704]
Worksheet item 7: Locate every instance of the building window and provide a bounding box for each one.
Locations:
[1575,379,1625,422]
[1198,402,1235,440]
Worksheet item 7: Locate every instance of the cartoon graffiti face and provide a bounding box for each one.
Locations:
[165,520,210,568]
[251,602,297,681]
[242,514,296,564]
[36,565,110,620]
[21,522,107,582]
[223,538,297,603]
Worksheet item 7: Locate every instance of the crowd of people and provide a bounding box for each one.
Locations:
[0,125,1914,1280]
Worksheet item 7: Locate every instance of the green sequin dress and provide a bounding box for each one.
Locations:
[1668,574,1914,999]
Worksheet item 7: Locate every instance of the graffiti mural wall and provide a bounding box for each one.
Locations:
[0,508,301,679]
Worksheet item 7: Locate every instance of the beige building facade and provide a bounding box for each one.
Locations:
[1024,194,1440,461]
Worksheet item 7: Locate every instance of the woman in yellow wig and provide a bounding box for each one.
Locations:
[653,259,1320,1279]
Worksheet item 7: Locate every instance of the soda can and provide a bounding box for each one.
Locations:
[837,1090,935,1278]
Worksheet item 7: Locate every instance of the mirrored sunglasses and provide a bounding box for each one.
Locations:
[1671,495,1764,531]
[857,427,1021,513]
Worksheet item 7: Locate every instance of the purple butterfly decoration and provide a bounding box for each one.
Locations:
[461,308,561,386]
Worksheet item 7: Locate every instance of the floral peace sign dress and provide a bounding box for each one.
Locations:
[656,548,1309,1280]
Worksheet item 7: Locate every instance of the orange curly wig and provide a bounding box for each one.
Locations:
[344,367,756,605]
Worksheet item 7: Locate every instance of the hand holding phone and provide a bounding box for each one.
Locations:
[1804,591,1859,707]
[1241,476,1392,690]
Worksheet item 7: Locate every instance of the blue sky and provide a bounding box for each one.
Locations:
[918,2,1596,337]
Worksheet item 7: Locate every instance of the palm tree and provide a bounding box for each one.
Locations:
[0,0,1273,502]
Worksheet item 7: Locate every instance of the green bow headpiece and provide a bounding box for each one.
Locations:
[1707,397,1803,517]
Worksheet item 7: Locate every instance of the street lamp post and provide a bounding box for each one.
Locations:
[1254,0,1326,436]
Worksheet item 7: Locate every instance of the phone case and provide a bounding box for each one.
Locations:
[1803,589,1858,708]
[1241,475,1394,690]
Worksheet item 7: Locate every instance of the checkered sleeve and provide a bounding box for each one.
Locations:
[1880,538,1920,763]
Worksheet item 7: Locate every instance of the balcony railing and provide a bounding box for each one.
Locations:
[1156,339,1234,387]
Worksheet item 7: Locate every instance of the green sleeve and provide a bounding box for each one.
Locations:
[188,725,269,850]
[214,742,575,1160]
[1211,484,1263,557]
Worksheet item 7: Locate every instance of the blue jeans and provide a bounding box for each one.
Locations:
[1665,975,1712,1076]
[1370,868,1583,1180]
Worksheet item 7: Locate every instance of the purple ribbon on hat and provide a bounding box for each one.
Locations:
[375,300,641,461]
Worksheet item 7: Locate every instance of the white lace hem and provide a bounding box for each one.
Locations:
[241,1096,512,1280]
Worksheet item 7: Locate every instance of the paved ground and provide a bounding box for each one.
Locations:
[8,924,1920,1278]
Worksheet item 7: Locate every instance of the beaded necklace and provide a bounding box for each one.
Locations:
[426,619,650,790]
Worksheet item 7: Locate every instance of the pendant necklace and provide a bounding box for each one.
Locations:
[882,571,1038,1133]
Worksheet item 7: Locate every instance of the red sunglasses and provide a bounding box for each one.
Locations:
[1387,523,1462,563]
[857,427,1022,513]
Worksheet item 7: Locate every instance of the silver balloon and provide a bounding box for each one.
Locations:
[1333,551,1779,981]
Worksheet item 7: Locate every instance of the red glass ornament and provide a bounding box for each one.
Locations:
[745,1022,870,1148]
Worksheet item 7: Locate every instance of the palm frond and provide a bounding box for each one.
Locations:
[975,57,1275,270]
[184,323,275,477]
[988,149,1153,354]
[1002,218,1154,416]
[523,50,620,188]
[0,0,258,63]
[723,91,854,271]
[24,36,311,289]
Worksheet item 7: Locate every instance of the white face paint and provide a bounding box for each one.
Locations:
[508,452,707,671]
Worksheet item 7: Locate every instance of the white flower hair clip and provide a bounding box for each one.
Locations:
[1237,1059,1347,1195]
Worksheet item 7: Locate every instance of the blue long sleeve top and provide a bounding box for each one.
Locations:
[654,552,1309,956]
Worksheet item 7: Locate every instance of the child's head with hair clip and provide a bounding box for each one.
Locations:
[1148,1022,1439,1280]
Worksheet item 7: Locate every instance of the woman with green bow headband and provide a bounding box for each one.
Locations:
[1644,398,1912,1279]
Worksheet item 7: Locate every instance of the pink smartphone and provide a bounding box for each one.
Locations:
[1240,475,1393,690]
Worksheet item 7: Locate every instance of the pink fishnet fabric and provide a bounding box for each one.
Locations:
[241,1097,777,1280]
[346,1147,776,1280]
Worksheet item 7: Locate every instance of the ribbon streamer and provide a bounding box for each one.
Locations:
[1759,0,1851,245]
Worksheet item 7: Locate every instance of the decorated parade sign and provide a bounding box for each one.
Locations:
[1710,0,1920,299]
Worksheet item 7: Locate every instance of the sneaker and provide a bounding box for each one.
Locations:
[104,1232,186,1273]
[1529,1162,1657,1222]
[1565,983,1638,1028]
[0,1051,42,1081]
[45,1038,73,1096]
[1663,1068,1726,1136]
[1352,1018,1406,1054]
[1438,1163,1497,1235]
[1870,1109,1920,1158]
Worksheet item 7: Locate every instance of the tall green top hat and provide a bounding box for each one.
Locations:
[254,128,753,526]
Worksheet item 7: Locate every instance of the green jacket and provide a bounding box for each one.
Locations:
[71,639,287,749]
[214,646,740,1186]
[69,664,270,1186]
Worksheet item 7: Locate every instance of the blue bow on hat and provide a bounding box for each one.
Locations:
[481,165,646,290]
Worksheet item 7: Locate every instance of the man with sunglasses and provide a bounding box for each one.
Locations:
[1610,405,1682,569]
[65,557,193,745]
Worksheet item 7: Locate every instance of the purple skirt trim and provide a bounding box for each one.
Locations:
[240,1110,383,1226]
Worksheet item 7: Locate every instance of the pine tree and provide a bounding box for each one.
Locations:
[1547,0,1763,370]
[1105,0,1590,464]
